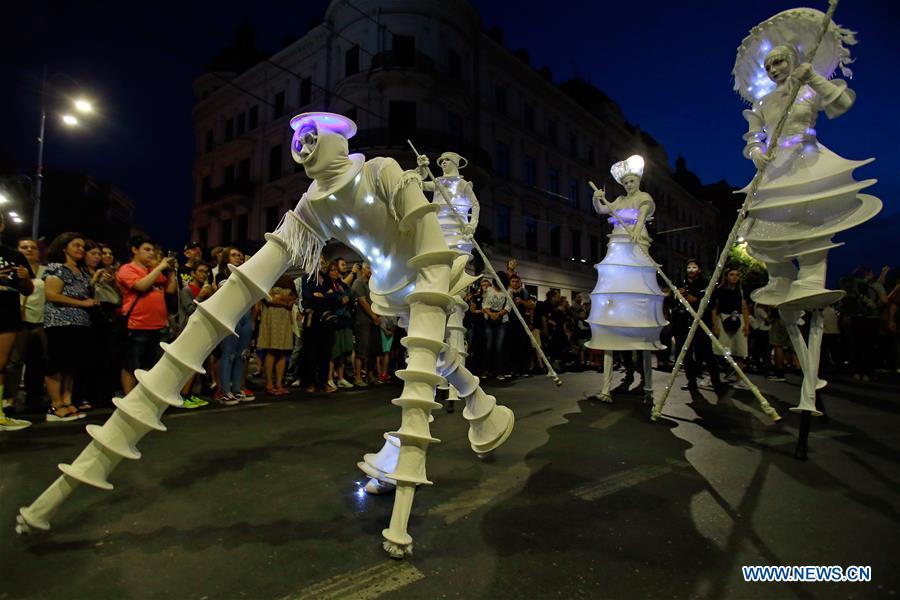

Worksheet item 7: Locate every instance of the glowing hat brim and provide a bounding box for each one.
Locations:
[290,112,358,139]
[732,8,857,104]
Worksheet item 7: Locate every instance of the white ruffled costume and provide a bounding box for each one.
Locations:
[586,156,667,402]
[733,8,881,309]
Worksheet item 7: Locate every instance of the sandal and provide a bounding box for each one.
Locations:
[62,402,86,419]
[77,401,93,411]
[47,406,81,422]
[274,387,290,395]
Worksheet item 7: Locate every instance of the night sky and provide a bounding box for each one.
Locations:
[2,0,898,278]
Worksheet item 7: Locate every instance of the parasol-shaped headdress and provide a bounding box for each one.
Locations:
[732,7,857,104]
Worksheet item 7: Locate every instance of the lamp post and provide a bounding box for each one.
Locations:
[33,66,95,239]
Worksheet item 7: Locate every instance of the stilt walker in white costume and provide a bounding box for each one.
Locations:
[420,151,480,410]
[586,156,666,404]
[16,112,515,559]
[731,4,879,458]
[358,151,481,495]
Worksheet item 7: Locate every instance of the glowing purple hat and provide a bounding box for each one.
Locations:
[289,112,358,139]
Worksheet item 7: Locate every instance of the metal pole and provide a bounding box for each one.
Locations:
[33,65,47,240]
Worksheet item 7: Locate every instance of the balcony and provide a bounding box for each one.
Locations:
[352,128,490,168]
[204,180,257,205]
[370,50,435,74]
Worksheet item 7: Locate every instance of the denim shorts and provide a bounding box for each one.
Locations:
[123,328,166,373]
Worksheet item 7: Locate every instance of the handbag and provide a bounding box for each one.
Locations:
[319,310,339,329]
[723,312,742,335]
[114,291,147,341]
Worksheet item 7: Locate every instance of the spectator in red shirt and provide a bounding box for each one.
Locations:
[116,234,177,394]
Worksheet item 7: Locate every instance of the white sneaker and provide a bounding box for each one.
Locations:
[336,378,354,388]
[326,380,336,389]
[364,478,396,495]
[0,415,32,431]
[290,379,301,387]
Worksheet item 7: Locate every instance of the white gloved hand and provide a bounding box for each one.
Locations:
[591,188,606,214]
[462,224,476,239]
[415,154,430,178]
[750,147,771,171]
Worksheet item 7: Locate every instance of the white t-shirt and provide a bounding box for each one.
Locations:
[483,287,511,323]
[20,264,46,324]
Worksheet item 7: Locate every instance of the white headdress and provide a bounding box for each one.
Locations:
[437,152,468,169]
[732,7,857,104]
[610,155,644,184]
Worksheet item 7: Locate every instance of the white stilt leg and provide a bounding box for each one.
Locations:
[642,351,654,404]
[781,309,824,416]
[596,352,614,403]
[17,233,293,533]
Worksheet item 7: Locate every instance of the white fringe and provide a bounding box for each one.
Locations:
[273,210,325,276]
[389,170,423,222]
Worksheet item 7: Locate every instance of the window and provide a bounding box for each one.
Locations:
[523,103,534,131]
[547,118,557,145]
[204,130,213,153]
[236,214,248,243]
[549,223,560,257]
[448,111,463,141]
[269,144,283,181]
[590,234,599,263]
[568,179,579,209]
[300,77,312,106]
[523,156,536,187]
[587,143,595,166]
[496,204,511,244]
[248,105,259,129]
[224,118,234,142]
[388,101,416,141]
[548,168,559,195]
[393,34,415,67]
[236,113,246,136]
[224,164,235,186]
[238,157,250,182]
[220,219,232,245]
[273,91,285,118]
[265,206,280,232]
[569,132,577,156]
[345,45,359,76]
[495,85,507,115]
[571,229,582,260]
[448,49,462,78]
[525,213,538,250]
[201,175,212,203]
[494,141,510,177]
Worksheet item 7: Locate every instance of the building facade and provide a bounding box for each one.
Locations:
[190,0,718,298]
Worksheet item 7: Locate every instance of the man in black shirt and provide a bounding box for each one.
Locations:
[673,259,723,393]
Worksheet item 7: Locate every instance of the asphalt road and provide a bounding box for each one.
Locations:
[2,368,898,599]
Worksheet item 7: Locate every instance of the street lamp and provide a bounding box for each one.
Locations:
[33,67,97,239]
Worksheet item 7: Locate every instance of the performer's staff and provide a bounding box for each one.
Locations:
[587,181,780,423]
[407,139,563,386]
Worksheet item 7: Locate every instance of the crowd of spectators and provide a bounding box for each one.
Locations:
[1,232,898,433]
